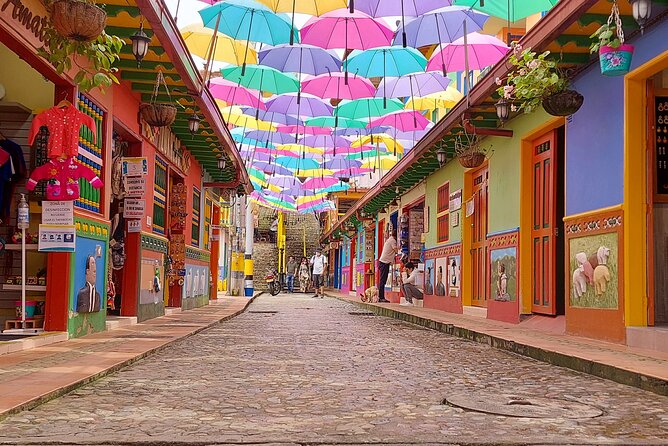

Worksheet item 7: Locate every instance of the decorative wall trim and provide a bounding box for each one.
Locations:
[141,233,169,254]
[425,242,461,259]
[185,246,210,262]
[565,215,623,235]
[488,229,519,249]
[74,217,109,241]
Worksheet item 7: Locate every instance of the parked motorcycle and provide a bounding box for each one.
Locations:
[265,270,282,296]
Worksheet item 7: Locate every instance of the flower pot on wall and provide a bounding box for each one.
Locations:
[51,0,107,42]
[599,44,634,76]
[457,151,486,169]
[541,90,584,117]
[139,103,177,127]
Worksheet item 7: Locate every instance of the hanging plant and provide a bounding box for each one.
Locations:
[37,0,123,92]
[589,1,634,76]
[139,71,177,128]
[455,132,487,169]
[496,43,583,117]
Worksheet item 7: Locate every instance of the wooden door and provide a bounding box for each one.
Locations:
[471,165,489,307]
[531,131,558,314]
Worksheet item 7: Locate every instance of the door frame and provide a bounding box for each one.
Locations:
[463,161,489,308]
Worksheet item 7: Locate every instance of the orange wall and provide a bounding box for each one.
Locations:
[184,156,203,246]
[112,81,142,136]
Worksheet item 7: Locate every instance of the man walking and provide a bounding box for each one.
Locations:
[286,256,298,293]
[310,248,327,298]
[401,262,423,306]
[377,230,397,303]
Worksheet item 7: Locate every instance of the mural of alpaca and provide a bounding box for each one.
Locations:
[593,246,611,296]
[575,252,594,284]
[572,264,587,298]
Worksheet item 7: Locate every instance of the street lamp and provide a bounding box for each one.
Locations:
[495,98,511,123]
[188,113,200,134]
[630,0,652,32]
[436,147,447,167]
[129,20,151,67]
[217,157,226,170]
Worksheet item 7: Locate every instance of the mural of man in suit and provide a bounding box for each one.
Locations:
[77,255,101,313]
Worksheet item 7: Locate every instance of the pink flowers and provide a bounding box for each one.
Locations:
[528,60,541,70]
[503,85,515,99]
[495,77,503,86]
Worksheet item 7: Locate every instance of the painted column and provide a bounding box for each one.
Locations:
[244,198,254,297]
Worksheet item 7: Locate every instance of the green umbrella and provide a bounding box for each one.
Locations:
[453,0,559,23]
[221,64,300,95]
[336,98,404,120]
[345,149,392,159]
[305,116,367,129]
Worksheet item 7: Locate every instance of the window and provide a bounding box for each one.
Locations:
[192,188,201,246]
[153,157,167,235]
[436,182,450,243]
[437,214,449,243]
[203,196,212,250]
[437,183,450,213]
[75,93,105,214]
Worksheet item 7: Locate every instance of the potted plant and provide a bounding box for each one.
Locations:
[38,0,122,92]
[589,2,634,76]
[139,71,177,128]
[496,43,583,117]
[46,0,107,42]
[455,132,487,169]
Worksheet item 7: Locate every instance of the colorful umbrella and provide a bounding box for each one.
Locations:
[211,79,266,110]
[275,156,321,173]
[344,46,427,82]
[302,177,341,189]
[323,157,362,170]
[361,155,399,169]
[276,124,332,135]
[221,65,300,95]
[325,145,369,155]
[240,107,302,126]
[337,98,403,120]
[235,136,276,149]
[299,135,352,148]
[333,167,373,178]
[405,87,464,110]
[453,0,558,23]
[376,72,451,99]
[394,6,488,49]
[305,116,367,129]
[275,143,324,154]
[258,44,342,76]
[245,129,295,144]
[321,183,351,193]
[300,9,394,50]
[427,32,509,73]
[368,110,431,131]
[351,134,404,154]
[221,107,276,130]
[302,72,375,100]
[252,161,294,176]
[346,149,393,159]
[267,175,303,190]
[266,93,333,117]
[180,24,257,66]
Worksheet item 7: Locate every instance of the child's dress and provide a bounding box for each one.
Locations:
[26,158,103,200]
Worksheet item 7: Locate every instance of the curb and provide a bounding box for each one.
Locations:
[330,294,668,397]
[0,293,261,421]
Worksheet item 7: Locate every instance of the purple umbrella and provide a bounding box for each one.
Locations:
[253,162,293,176]
[394,6,488,50]
[368,110,431,131]
[266,93,333,117]
[334,167,373,178]
[241,151,273,162]
[259,44,342,76]
[245,130,295,144]
[376,72,451,99]
[284,186,320,197]
[299,135,352,148]
[241,107,302,126]
[323,157,362,170]
[268,175,303,190]
[263,189,297,203]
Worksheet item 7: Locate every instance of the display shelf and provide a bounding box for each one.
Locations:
[0,101,32,115]
[3,244,40,251]
[1,284,47,291]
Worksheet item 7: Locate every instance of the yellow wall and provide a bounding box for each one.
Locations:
[425,160,465,247]
[0,43,54,111]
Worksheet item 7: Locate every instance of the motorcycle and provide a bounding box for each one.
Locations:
[265,270,282,296]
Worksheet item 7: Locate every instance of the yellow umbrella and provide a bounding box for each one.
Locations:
[405,87,464,111]
[297,193,328,206]
[275,144,325,155]
[255,0,347,15]
[351,134,404,155]
[296,168,333,177]
[219,106,275,131]
[361,155,399,170]
[180,25,257,66]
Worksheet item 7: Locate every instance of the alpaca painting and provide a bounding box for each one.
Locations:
[569,233,618,309]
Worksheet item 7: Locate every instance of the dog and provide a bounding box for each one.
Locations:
[360,286,379,303]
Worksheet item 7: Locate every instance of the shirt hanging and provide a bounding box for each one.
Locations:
[26,157,103,201]
[0,139,27,219]
[28,104,96,159]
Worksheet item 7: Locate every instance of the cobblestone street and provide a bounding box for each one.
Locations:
[0,295,667,445]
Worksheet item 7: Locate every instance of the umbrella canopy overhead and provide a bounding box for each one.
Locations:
[453,0,558,23]
[266,93,333,117]
[394,5,488,48]
[302,72,376,100]
[259,44,342,76]
[211,79,266,110]
[405,87,464,110]
[221,64,300,94]
[368,110,431,131]
[337,98,404,119]
[180,24,257,65]
[299,134,352,148]
[301,9,394,50]
[305,116,367,129]
[344,46,427,78]
[427,32,509,73]
[376,72,451,99]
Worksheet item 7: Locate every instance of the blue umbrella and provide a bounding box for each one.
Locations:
[275,156,321,173]
[252,161,293,176]
[259,44,342,76]
[321,183,351,193]
[245,130,295,144]
[199,0,299,74]
[323,157,362,170]
[241,107,302,126]
[394,6,488,48]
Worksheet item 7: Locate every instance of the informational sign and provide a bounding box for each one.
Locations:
[449,189,462,211]
[41,201,74,225]
[38,224,76,252]
[124,199,146,219]
[123,176,147,197]
[121,157,148,176]
[127,220,142,233]
[466,199,475,218]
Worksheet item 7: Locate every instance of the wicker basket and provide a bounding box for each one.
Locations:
[139,103,177,128]
[542,90,584,117]
[457,151,486,169]
[51,0,107,42]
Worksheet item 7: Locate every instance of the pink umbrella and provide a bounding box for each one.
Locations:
[302,72,375,100]
[325,145,371,155]
[209,78,266,110]
[334,167,373,178]
[368,110,431,131]
[427,32,509,74]
[301,9,393,50]
[276,124,332,135]
[302,177,340,189]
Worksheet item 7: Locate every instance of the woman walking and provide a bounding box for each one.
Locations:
[299,257,311,293]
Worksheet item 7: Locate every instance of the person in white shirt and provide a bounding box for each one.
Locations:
[310,248,328,298]
[377,231,397,303]
[401,262,423,305]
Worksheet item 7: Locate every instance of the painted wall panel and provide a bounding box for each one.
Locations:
[425,161,464,247]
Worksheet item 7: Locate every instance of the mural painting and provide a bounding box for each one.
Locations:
[424,259,435,295]
[490,247,517,302]
[139,257,164,305]
[434,257,447,296]
[447,255,461,298]
[569,232,618,309]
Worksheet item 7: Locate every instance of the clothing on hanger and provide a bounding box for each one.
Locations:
[26,157,102,201]
[0,139,26,218]
[28,104,96,159]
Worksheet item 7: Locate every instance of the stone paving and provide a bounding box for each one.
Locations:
[0,295,667,445]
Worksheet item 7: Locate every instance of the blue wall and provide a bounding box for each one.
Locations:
[566,19,668,215]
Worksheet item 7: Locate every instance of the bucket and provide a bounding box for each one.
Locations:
[15,300,37,319]
[599,44,634,76]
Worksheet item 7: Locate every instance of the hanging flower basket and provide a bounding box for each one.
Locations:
[599,44,634,76]
[457,151,486,169]
[455,132,487,169]
[140,71,177,128]
[542,90,584,117]
[590,1,634,77]
[51,0,107,42]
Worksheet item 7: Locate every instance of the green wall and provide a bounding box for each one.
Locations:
[425,160,464,248]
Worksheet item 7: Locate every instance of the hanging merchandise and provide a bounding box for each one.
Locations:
[26,157,103,200]
[0,138,27,220]
[28,101,97,159]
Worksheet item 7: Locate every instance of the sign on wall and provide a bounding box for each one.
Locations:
[38,224,76,252]
[42,201,74,225]
[121,157,148,176]
[124,199,146,219]
[449,189,462,211]
[123,176,147,197]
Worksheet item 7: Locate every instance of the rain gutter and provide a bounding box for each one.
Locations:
[135,0,252,193]
[320,0,600,243]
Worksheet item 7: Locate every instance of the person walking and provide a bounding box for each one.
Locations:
[400,262,423,306]
[269,217,278,243]
[286,256,298,293]
[310,248,328,298]
[299,257,310,293]
[377,230,398,303]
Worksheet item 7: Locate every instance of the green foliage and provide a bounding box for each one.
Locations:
[37,6,123,93]
[495,43,568,114]
[589,23,622,54]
